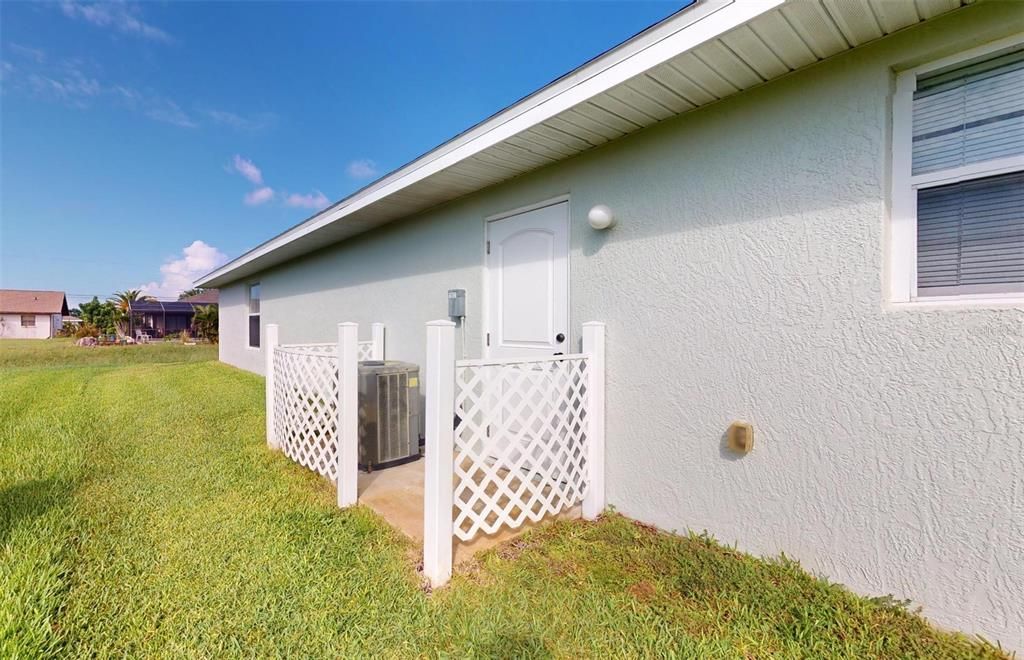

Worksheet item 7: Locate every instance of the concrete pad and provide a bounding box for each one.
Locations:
[357,458,580,565]
[357,459,425,543]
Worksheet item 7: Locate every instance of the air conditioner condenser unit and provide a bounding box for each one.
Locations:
[357,360,422,471]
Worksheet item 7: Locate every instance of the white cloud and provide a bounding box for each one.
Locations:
[4,53,271,133]
[8,43,46,64]
[139,240,228,298]
[205,109,276,132]
[232,155,263,185]
[111,84,140,102]
[6,58,203,127]
[244,186,275,206]
[59,1,174,44]
[145,98,197,128]
[346,159,379,180]
[227,156,327,211]
[285,190,330,210]
[109,84,196,127]
[27,69,101,104]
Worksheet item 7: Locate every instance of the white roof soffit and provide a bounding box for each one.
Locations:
[198,0,968,288]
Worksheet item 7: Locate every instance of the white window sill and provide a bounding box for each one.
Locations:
[885,297,1024,311]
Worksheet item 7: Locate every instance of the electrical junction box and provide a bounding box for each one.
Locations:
[448,289,466,318]
[726,421,754,455]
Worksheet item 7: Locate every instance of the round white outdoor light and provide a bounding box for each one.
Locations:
[587,204,615,230]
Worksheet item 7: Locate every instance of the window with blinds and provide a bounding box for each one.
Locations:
[911,49,1024,297]
[917,171,1024,295]
[913,51,1024,176]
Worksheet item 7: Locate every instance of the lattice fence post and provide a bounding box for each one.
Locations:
[423,319,456,587]
[371,322,386,360]
[265,323,280,450]
[582,322,606,520]
[336,322,359,508]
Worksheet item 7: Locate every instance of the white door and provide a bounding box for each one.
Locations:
[486,201,569,359]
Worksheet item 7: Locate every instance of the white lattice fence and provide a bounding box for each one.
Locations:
[273,338,376,361]
[422,320,605,587]
[453,355,590,541]
[264,323,383,508]
[273,345,341,479]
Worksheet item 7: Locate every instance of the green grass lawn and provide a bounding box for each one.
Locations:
[0,340,1009,658]
[0,337,218,369]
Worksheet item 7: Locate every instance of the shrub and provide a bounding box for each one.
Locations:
[73,323,100,339]
[78,297,120,334]
[56,322,78,338]
[192,305,218,343]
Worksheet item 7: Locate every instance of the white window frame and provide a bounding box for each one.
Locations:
[889,34,1024,306]
[247,282,261,349]
[20,314,35,328]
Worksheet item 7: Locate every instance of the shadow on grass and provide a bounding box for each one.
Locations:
[472,634,552,659]
[0,477,75,545]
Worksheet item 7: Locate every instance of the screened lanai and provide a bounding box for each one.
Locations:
[127,300,210,339]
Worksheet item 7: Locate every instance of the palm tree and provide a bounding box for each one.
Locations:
[179,287,206,300]
[192,305,218,342]
[108,289,155,313]
[108,289,155,339]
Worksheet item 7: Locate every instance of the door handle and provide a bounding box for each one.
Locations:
[555,333,565,343]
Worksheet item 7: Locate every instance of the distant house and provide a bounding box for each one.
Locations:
[0,290,69,339]
[128,290,218,339]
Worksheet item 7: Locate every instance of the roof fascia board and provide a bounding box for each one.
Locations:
[198,0,784,287]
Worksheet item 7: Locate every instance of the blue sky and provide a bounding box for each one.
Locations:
[1,1,679,306]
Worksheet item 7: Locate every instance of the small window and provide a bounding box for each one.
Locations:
[21,315,35,327]
[891,42,1024,303]
[248,283,261,348]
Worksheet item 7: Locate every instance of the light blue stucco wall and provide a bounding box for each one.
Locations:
[218,4,1024,647]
